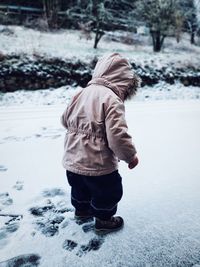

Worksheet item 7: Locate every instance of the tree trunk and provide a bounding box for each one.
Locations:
[151,30,165,52]
[43,0,59,30]
[93,22,104,49]
[191,31,195,44]
[94,32,99,49]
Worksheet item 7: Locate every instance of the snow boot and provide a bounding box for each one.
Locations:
[95,216,124,234]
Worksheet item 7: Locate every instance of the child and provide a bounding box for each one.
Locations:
[61,53,140,234]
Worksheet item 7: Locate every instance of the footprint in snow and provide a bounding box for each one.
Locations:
[0,214,23,249]
[62,236,105,257]
[13,181,24,191]
[0,165,7,172]
[62,239,78,251]
[29,188,73,237]
[76,237,105,257]
[29,201,65,237]
[82,221,94,233]
[0,192,13,208]
[50,134,62,139]
[4,136,20,142]
[0,254,41,267]
[42,188,66,198]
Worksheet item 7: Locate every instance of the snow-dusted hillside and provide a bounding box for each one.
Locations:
[0,26,200,68]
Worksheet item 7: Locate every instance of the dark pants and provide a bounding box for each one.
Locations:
[66,170,123,220]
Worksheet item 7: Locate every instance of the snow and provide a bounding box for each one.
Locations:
[0,90,200,266]
[0,24,200,267]
[195,0,200,24]
[0,82,200,108]
[1,26,200,68]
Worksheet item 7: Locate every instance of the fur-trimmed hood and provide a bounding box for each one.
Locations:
[87,53,141,101]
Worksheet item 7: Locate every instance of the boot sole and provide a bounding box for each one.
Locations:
[95,223,124,235]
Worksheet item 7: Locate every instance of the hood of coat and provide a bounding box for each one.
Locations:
[87,53,140,101]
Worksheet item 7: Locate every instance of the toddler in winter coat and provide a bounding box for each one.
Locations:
[61,53,140,234]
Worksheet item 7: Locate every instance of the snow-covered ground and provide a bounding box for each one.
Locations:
[0,24,200,266]
[0,87,200,266]
[1,82,200,108]
[1,26,200,68]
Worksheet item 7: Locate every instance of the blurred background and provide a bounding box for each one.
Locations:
[0,0,200,99]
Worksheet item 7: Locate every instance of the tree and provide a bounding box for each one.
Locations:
[174,11,184,43]
[87,0,113,49]
[65,0,136,49]
[43,0,61,29]
[66,0,114,49]
[134,0,177,52]
[178,0,199,44]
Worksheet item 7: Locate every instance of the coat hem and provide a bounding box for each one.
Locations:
[63,164,118,176]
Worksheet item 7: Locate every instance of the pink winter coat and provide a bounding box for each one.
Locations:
[61,53,138,176]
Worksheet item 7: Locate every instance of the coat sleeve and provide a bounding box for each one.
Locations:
[104,97,137,164]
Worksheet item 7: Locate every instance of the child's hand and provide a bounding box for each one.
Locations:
[128,155,139,169]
